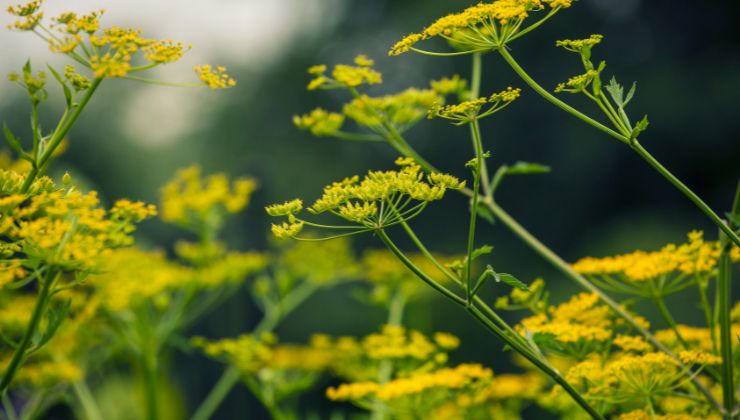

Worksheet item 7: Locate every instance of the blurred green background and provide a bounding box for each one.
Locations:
[2,0,739,417]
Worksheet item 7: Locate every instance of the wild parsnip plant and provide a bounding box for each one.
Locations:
[2,0,740,419]
[269,0,740,418]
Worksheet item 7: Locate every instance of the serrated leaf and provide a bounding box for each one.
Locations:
[505,161,551,175]
[3,122,25,157]
[47,65,72,107]
[22,59,32,78]
[472,245,494,261]
[605,76,624,107]
[495,272,529,291]
[624,81,637,107]
[473,201,495,224]
[631,115,649,139]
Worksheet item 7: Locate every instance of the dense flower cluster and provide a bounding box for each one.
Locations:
[6,0,234,88]
[389,0,574,55]
[266,158,464,239]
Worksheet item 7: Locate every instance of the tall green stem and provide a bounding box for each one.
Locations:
[189,281,320,420]
[376,229,603,419]
[371,291,406,420]
[20,78,103,193]
[465,121,483,303]
[72,379,104,420]
[718,183,738,418]
[498,47,740,248]
[141,351,159,420]
[0,269,58,394]
[631,141,740,247]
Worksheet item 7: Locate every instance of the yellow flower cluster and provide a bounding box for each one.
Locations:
[343,88,442,130]
[556,34,604,53]
[429,87,521,123]
[0,170,155,273]
[91,244,265,312]
[267,158,464,238]
[430,74,469,98]
[554,69,599,93]
[573,231,739,283]
[6,0,43,31]
[518,292,613,346]
[326,363,492,401]
[292,108,345,136]
[310,325,459,382]
[194,65,236,89]
[389,0,573,55]
[160,165,256,232]
[306,55,382,90]
[8,1,233,87]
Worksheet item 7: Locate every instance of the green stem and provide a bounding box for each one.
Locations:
[466,305,603,419]
[498,47,627,144]
[376,230,603,419]
[631,141,740,248]
[72,379,104,420]
[190,367,242,420]
[20,78,103,193]
[697,281,718,354]
[652,295,690,350]
[142,351,159,420]
[189,281,319,420]
[499,47,740,248]
[482,198,724,411]
[718,185,738,418]
[465,121,483,303]
[377,230,465,306]
[0,269,57,394]
[371,291,406,420]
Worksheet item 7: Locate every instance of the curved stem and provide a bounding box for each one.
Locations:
[466,305,603,419]
[0,269,58,394]
[631,141,740,248]
[72,379,104,420]
[483,198,723,411]
[376,230,602,418]
[189,281,319,420]
[20,78,103,193]
[718,188,738,417]
[190,366,242,420]
[498,47,627,144]
[499,47,740,248]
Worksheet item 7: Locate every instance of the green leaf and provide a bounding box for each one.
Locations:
[473,200,495,224]
[471,245,493,261]
[32,299,72,350]
[505,161,551,175]
[631,115,649,139]
[471,265,496,297]
[605,76,624,107]
[3,123,25,158]
[47,64,72,107]
[624,81,637,107]
[495,272,529,291]
[725,212,740,229]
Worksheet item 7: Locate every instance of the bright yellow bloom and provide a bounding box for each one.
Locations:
[293,108,345,136]
[194,65,236,89]
[389,0,573,55]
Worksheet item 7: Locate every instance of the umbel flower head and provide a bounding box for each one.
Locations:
[389,0,574,56]
[6,0,235,88]
[429,86,521,124]
[294,69,465,141]
[266,158,465,240]
[0,169,156,277]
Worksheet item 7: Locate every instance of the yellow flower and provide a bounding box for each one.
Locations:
[194,65,236,89]
[293,108,344,136]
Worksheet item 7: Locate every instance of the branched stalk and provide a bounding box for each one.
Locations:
[0,269,58,394]
[20,78,103,193]
[189,281,320,420]
[497,47,740,248]
[71,379,104,420]
[376,229,603,419]
[717,182,739,418]
[141,350,159,420]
